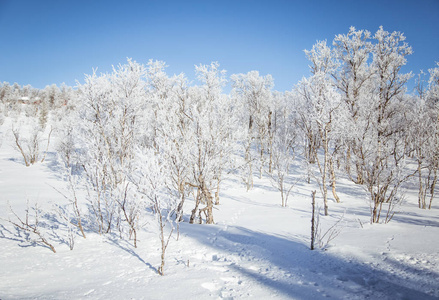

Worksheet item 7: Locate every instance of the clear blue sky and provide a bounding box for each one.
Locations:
[0,0,438,92]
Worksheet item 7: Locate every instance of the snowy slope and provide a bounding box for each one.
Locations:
[0,124,438,300]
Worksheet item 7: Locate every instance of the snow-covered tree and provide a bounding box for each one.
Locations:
[186,62,235,224]
[332,27,374,182]
[231,70,274,189]
[143,60,193,220]
[302,26,415,223]
[296,71,345,215]
[76,59,146,242]
[361,27,413,223]
[409,63,439,209]
[133,148,179,276]
[268,91,299,207]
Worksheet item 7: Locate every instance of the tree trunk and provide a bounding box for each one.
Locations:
[345,145,352,179]
[176,181,185,222]
[189,188,201,224]
[418,160,425,209]
[245,141,253,191]
[329,158,340,203]
[355,162,364,184]
[158,212,165,276]
[428,169,437,209]
[215,174,221,205]
[323,128,329,216]
[280,177,285,207]
[371,193,378,224]
[259,138,264,179]
[268,111,273,174]
[202,185,215,224]
[310,190,316,250]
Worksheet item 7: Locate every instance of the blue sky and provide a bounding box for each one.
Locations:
[0,0,438,92]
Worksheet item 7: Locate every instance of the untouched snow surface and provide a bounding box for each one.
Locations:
[0,130,438,299]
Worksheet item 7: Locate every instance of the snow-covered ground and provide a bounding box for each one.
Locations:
[0,123,438,300]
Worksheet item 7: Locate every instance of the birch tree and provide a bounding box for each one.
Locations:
[332,27,374,183]
[187,62,235,224]
[365,27,413,223]
[296,72,345,215]
[231,71,274,189]
[134,149,178,276]
[268,91,298,207]
[76,59,146,242]
[410,63,439,209]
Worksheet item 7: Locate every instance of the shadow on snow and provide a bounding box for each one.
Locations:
[182,223,438,300]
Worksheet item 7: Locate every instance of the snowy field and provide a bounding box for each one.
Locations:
[0,123,438,300]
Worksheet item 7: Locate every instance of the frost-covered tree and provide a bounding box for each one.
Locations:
[0,82,12,103]
[301,40,336,167]
[302,26,415,222]
[362,27,413,223]
[332,27,374,182]
[0,82,13,119]
[133,148,179,276]
[76,59,146,242]
[409,63,439,209]
[144,60,193,220]
[296,71,345,215]
[143,61,237,225]
[12,116,53,166]
[425,63,439,208]
[186,62,235,224]
[231,71,274,189]
[44,84,61,109]
[268,91,298,207]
